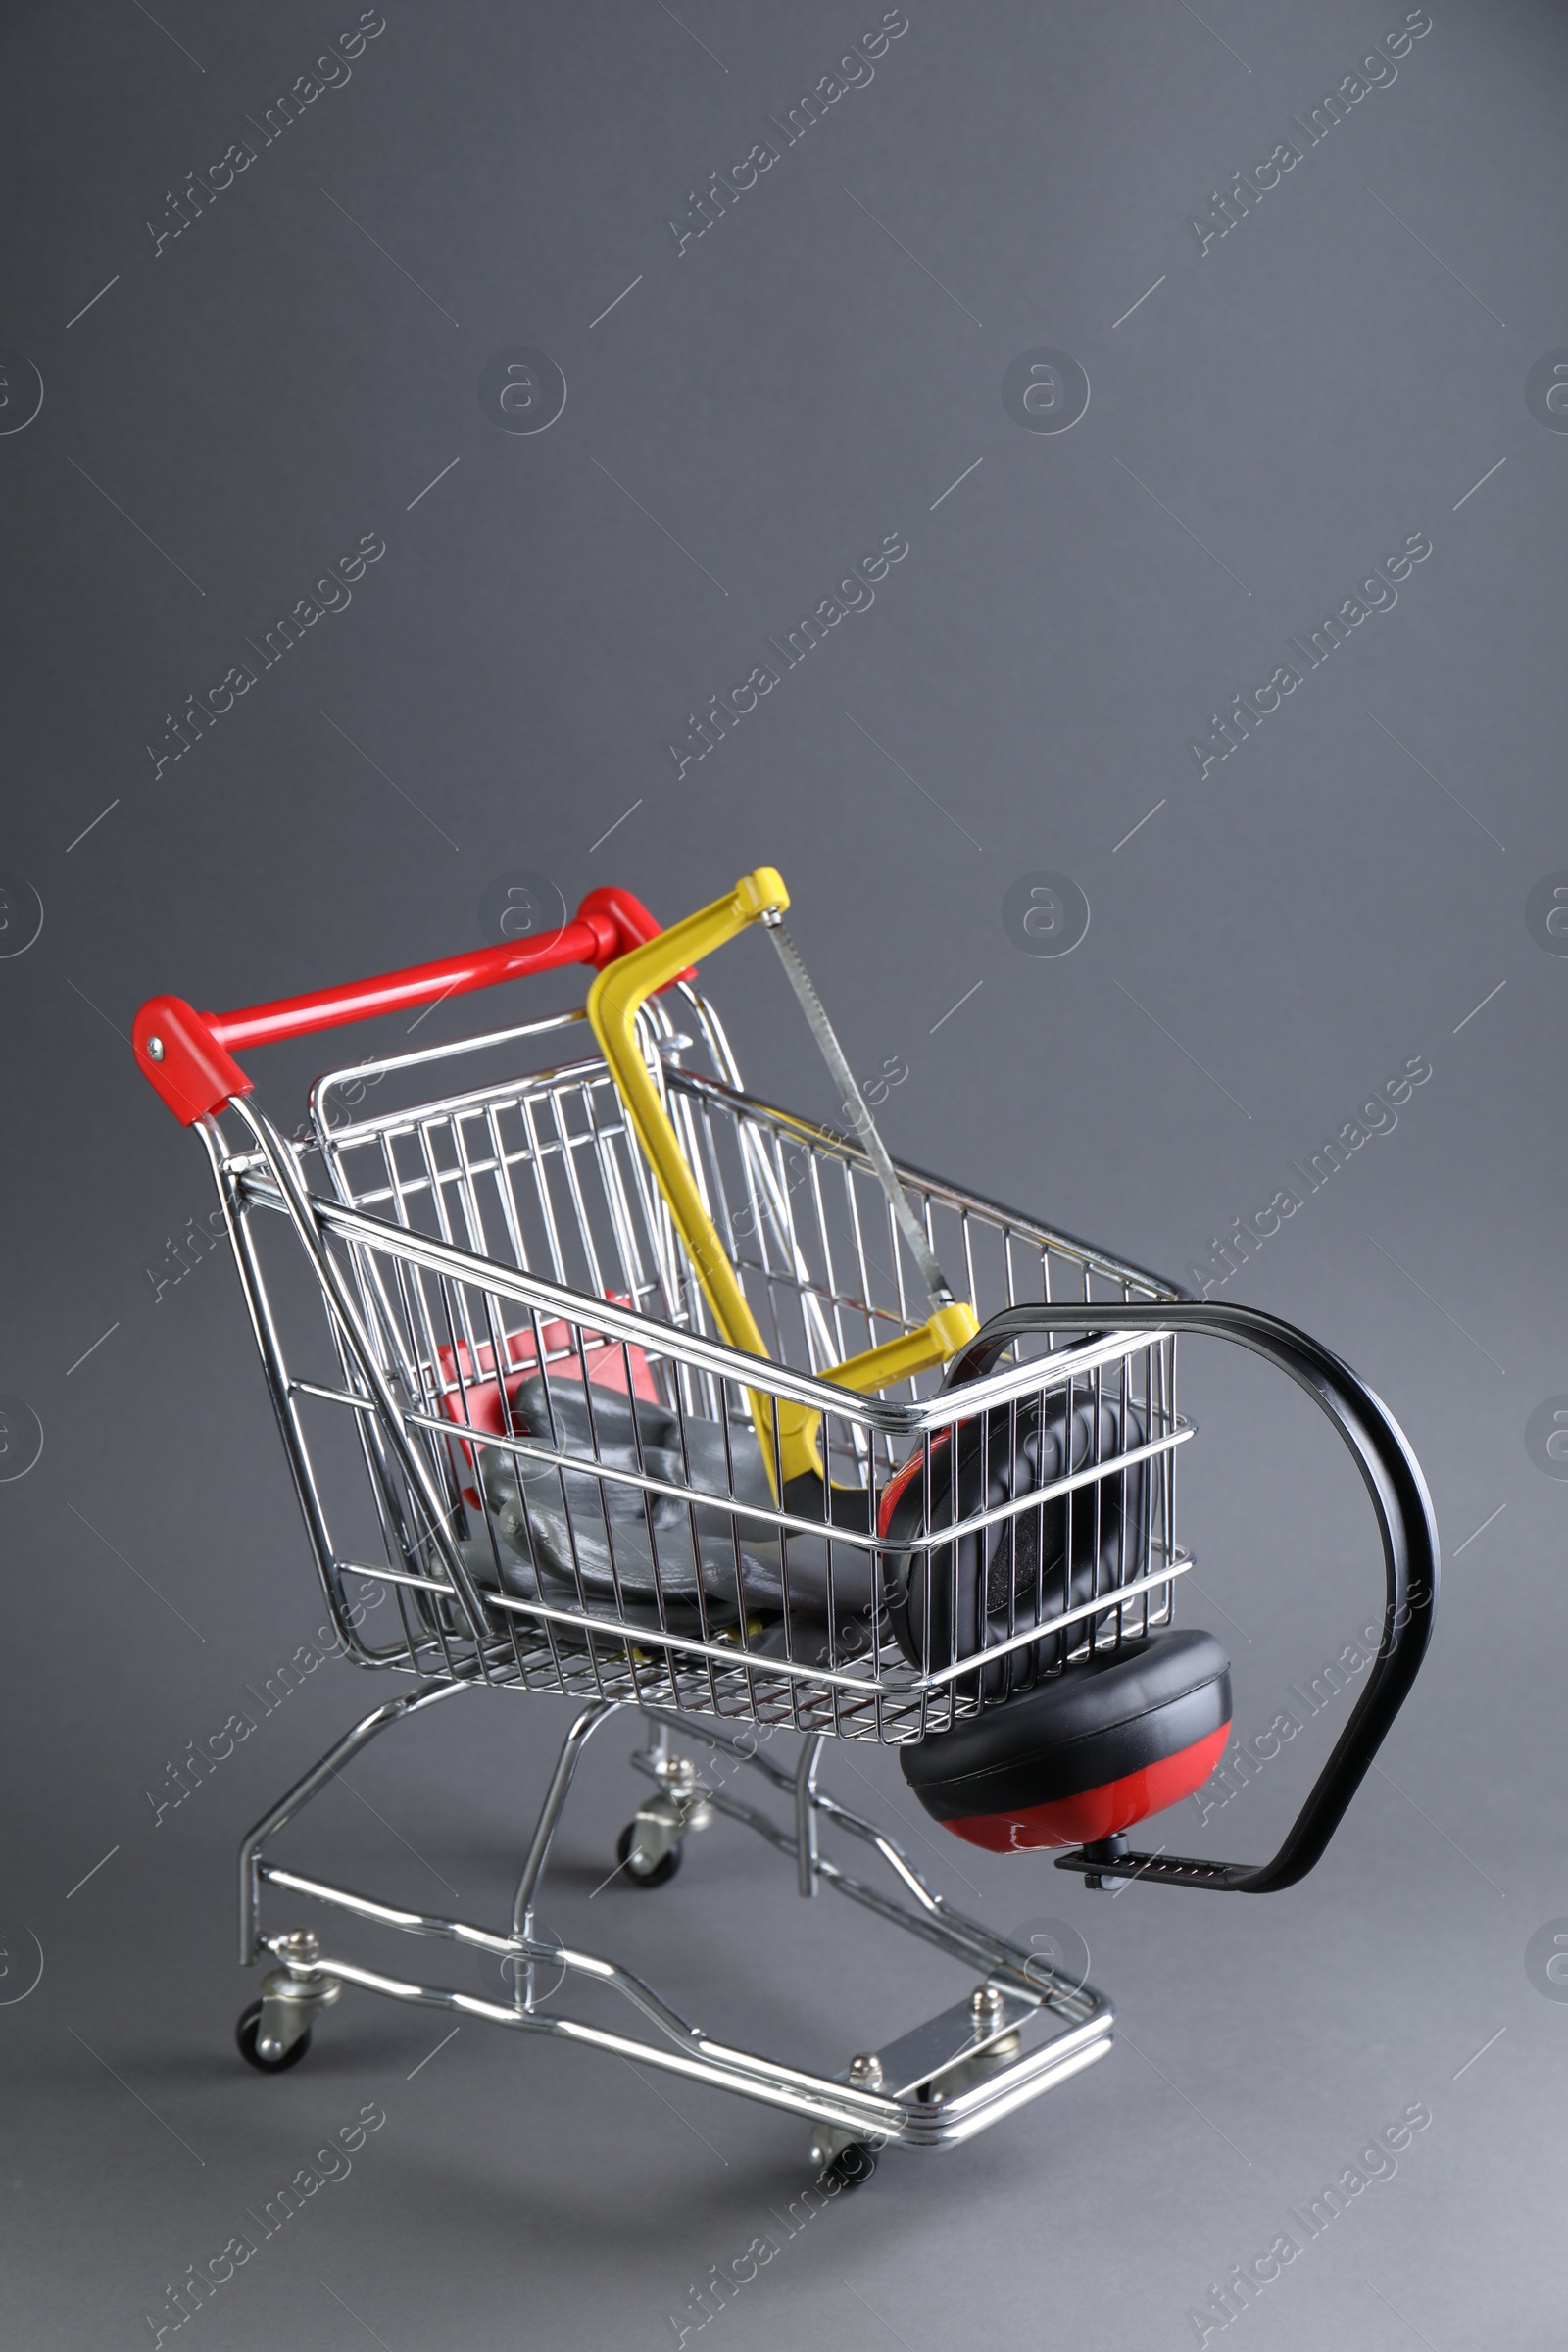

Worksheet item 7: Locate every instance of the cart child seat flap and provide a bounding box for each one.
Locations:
[899,1629,1231,1852]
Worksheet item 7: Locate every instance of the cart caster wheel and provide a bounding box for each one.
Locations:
[822,2143,878,2189]
[235,2000,312,2073]
[616,1823,682,1886]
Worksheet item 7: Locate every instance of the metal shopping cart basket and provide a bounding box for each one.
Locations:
[132,866,1438,2178]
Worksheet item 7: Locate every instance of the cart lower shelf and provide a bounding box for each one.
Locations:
[237,1679,1115,2169]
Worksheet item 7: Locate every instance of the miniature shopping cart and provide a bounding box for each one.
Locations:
[133,867,1438,2178]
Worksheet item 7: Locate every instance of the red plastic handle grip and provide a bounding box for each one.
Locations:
[133,885,678,1125]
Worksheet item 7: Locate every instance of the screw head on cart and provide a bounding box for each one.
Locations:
[146,1036,164,1060]
[848,2052,884,2088]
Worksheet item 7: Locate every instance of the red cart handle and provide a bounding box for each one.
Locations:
[133,886,678,1126]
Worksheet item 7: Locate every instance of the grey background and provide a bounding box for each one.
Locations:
[2,1,1565,2344]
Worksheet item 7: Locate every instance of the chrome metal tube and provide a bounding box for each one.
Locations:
[238,1678,473,1961]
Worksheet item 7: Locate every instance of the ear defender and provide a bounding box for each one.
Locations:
[878,1392,1151,1703]
[898,1629,1233,1852]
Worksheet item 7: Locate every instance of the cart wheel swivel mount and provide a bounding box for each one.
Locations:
[132,868,1438,2174]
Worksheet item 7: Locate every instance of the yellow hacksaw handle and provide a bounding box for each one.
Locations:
[586,867,978,1494]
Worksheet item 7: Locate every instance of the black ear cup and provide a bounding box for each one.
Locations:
[879,1391,1148,1700]
[899,1629,1232,1851]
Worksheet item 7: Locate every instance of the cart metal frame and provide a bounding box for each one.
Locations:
[131,883,1437,2170]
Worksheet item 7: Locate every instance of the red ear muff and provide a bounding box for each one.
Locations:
[899,1629,1231,1852]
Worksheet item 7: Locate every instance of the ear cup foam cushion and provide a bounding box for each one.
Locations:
[879,1391,1148,1701]
[899,1629,1232,1852]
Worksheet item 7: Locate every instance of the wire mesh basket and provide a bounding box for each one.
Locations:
[132,873,1437,2161]
[195,978,1187,1747]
